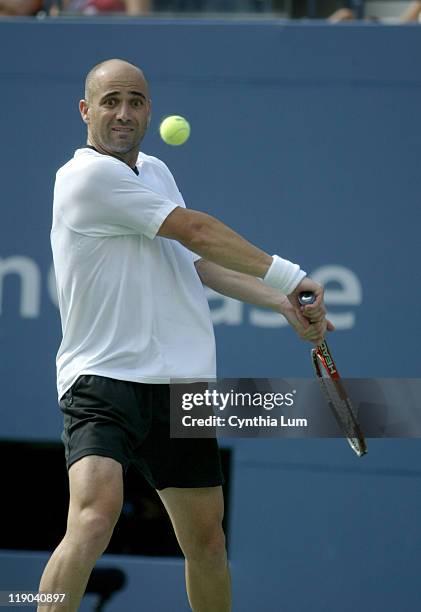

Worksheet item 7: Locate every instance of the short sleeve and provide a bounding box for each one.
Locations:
[55,155,178,239]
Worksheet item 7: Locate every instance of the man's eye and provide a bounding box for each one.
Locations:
[104,99,116,106]
[132,99,144,107]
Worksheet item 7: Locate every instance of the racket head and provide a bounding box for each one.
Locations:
[312,346,367,457]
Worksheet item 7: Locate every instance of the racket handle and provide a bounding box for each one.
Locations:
[298,291,316,306]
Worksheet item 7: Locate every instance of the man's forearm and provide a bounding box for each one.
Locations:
[195,259,289,313]
[195,259,333,344]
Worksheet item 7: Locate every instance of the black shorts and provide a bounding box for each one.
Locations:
[59,375,224,490]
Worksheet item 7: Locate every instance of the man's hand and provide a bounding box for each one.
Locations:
[286,278,335,345]
[279,298,333,345]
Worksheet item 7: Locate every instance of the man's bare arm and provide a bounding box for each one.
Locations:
[195,259,334,343]
[158,207,272,278]
[195,259,286,310]
[158,206,328,337]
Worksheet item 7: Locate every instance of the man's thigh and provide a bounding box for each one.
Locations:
[67,455,124,525]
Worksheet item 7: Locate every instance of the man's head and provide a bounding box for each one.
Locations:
[80,59,151,165]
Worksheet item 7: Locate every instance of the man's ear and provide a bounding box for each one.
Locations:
[79,99,89,125]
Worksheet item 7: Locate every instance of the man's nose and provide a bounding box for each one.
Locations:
[116,102,131,121]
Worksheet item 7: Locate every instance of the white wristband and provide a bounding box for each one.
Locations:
[263,255,306,295]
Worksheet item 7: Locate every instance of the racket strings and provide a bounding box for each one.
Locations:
[318,378,362,449]
[314,350,367,457]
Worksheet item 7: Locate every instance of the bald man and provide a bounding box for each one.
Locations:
[39,59,331,611]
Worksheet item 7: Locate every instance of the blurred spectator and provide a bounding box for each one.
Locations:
[329,1,421,22]
[53,0,150,14]
[0,0,42,14]
[328,6,355,21]
[399,1,421,22]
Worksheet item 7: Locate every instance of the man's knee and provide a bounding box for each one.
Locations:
[184,524,227,567]
[66,506,117,555]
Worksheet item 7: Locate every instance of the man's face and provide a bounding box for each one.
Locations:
[80,64,151,159]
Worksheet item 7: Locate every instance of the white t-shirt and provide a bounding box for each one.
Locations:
[51,148,216,399]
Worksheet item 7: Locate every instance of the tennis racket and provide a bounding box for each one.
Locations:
[298,291,367,457]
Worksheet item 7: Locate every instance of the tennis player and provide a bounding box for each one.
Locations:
[38,58,332,611]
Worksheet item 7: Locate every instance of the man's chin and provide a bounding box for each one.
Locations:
[105,141,138,155]
[111,146,134,154]
[91,134,144,157]
[110,139,136,152]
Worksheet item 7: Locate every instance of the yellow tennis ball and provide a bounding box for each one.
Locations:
[159,115,190,146]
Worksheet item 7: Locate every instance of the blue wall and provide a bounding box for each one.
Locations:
[1,19,421,611]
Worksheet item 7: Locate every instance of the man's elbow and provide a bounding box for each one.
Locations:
[159,209,217,254]
[181,214,223,256]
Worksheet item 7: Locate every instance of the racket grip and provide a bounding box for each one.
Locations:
[298,291,316,306]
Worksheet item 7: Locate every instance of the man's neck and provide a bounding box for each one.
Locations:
[86,143,139,175]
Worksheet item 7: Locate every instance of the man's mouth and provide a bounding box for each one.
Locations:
[112,127,133,132]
